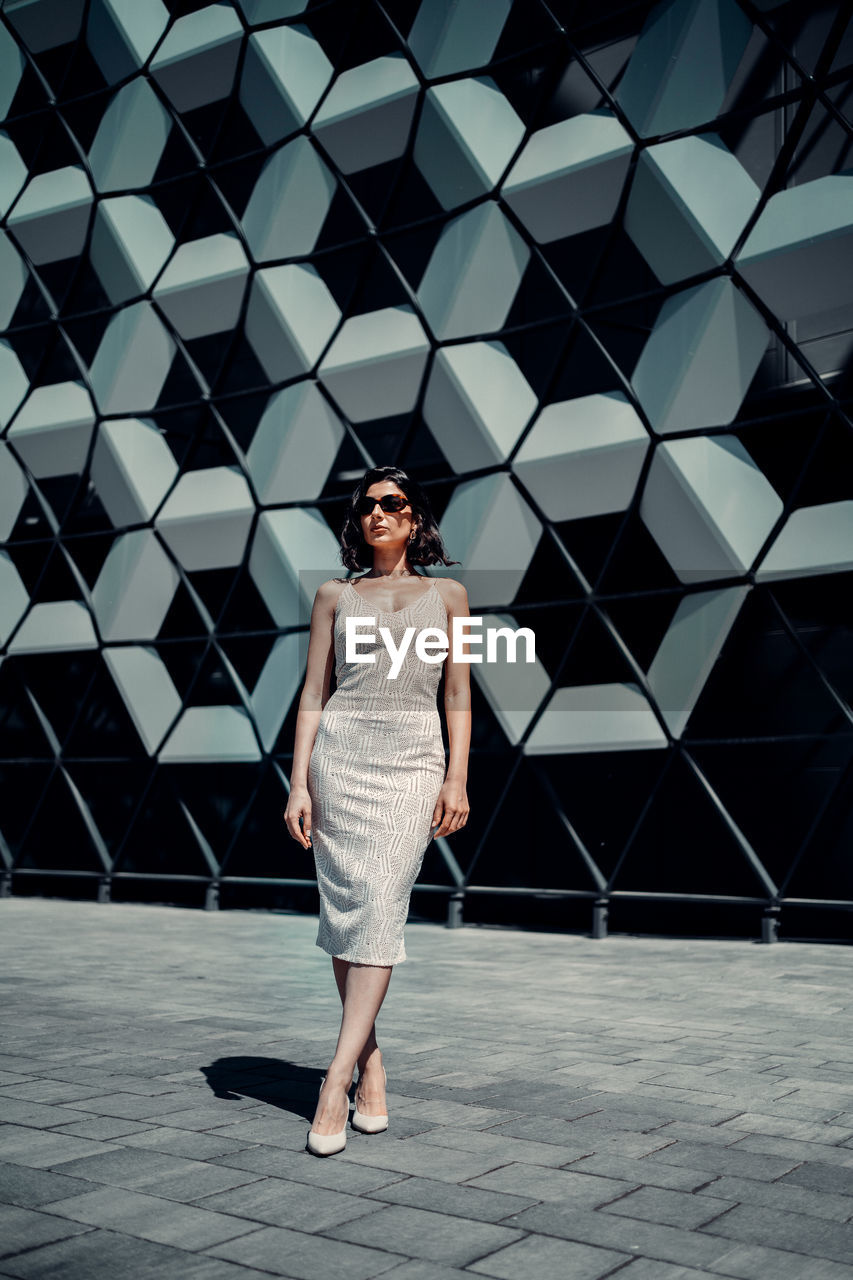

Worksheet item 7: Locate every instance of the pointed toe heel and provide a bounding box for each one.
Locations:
[306,1127,347,1156]
[306,1076,349,1157]
[351,1065,388,1135]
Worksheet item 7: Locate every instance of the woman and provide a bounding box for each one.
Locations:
[284,465,471,1156]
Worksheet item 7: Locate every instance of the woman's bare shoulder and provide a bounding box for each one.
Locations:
[431,577,469,609]
[314,578,351,608]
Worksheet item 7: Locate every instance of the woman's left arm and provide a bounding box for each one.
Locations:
[432,581,471,838]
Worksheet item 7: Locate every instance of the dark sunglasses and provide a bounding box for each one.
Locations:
[355,494,410,516]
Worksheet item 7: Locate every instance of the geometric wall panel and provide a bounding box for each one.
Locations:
[90,418,179,526]
[1,0,852,943]
[318,306,430,422]
[246,264,340,383]
[424,341,538,471]
[503,113,633,242]
[88,0,169,86]
[415,77,526,210]
[736,174,853,320]
[640,435,784,582]
[88,80,172,191]
[408,0,512,78]
[313,54,419,174]
[90,196,175,305]
[153,233,249,340]
[241,138,336,261]
[245,382,344,504]
[7,167,92,263]
[7,382,96,477]
[624,134,761,285]
[0,340,29,428]
[614,0,753,136]
[150,6,242,113]
[631,278,770,435]
[154,467,255,571]
[417,202,530,340]
[239,25,333,147]
[512,392,649,521]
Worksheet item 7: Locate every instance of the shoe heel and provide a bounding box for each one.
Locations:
[307,1075,349,1156]
[352,1065,388,1134]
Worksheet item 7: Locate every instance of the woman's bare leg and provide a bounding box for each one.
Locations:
[332,956,380,1073]
[311,961,392,1135]
[332,957,386,1118]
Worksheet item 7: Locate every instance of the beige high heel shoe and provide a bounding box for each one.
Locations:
[306,1076,349,1156]
[351,1064,388,1134]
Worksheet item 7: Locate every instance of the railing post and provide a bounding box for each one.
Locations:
[97,875,111,904]
[205,880,220,911]
[761,904,780,943]
[446,890,463,929]
[0,871,10,898]
[592,896,609,939]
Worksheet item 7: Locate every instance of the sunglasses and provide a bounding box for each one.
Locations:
[355,494,410,516]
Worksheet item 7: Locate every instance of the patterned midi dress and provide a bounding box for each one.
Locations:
[307,577,448,965]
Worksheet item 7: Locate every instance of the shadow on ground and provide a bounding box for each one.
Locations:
[201,1058,324,1122]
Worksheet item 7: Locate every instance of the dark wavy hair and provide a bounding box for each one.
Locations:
[339,466,461,573]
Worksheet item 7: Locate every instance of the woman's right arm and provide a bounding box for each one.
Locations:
[283,580,341,849]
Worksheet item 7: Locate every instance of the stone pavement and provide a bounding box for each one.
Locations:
[2,899,853,1280]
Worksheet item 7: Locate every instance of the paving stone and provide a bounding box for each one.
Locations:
[364,1174,536,1223]
[42,1185,258,1249]
[50,1116,162,1140]
[0,1162,104,1209]
[600,1184,731,1229]
[206,1224,407,1278]
[166,1108,304,1135]
[706,1241,853,1279]
[0,1205,92,1259]
[615,1261,725,1280]
[334,1138,510,1183]
[211,1146,407,1194]
[116,1126,263,1160]
[777,1160,853,1196]
[564,1153,720,1192]
[389,1100,518,1130]
[726,1132,853,1167]
[374,1264,471,1280]
[466,1232,631,1279]
[644,1140,803,1181]
[565,1093,744,1129]
[195,1176,382,1231]
[502,1203,738,1269]
[701,1202,853,1265]
[0,1081,113,1106]
[327,1204,523,1267]
[414,1125,588,1167]
[636,1121,742,1148]
[463,1162,637,1205]
[0,1226,273,1279]
[476,1112,603,1144]
[47,1146,268,1202]
[0,1100,98,1129]
[717,1113,853,1144]
[0,1126,117,1169]
[699,1173,853,1222]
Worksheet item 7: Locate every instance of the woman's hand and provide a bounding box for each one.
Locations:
[284,786,312,849]
[431,779,469,838]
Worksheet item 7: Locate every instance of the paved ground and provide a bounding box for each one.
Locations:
[2,900,853,1280]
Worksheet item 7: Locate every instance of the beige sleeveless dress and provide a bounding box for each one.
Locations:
[307,577,448,965]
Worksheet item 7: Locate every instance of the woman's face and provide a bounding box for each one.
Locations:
[359,481,415,554]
